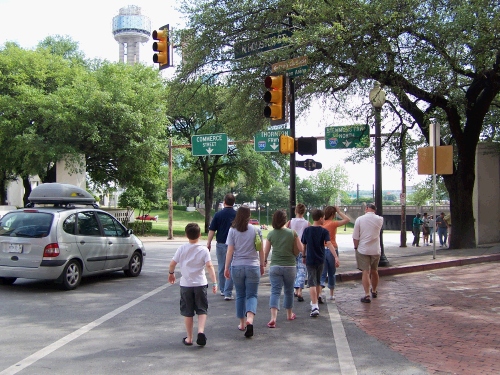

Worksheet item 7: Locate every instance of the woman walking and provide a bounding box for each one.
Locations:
[264,210,302,328]
[224,206,264,338]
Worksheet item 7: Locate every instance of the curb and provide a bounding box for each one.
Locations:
[336,254,500,282]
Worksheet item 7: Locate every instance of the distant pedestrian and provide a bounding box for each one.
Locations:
[444,213,452,247]
[168,223,217,347]
[412,213,424,247]
[301,209,340,317]
[286,203,310,302]
[422,213,430,246]
[428,215,435,244]
[224,206,264,338]
[264,210,302,328]
[352,203,384,303]
[320,206,350,302]
[436,212,449,247]
[207,193,236,300]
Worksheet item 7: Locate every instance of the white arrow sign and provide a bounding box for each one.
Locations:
[343,140,351,147]
[271,143,279,150]
[206,148,213,154]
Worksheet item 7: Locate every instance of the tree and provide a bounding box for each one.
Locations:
[175,0,500,248]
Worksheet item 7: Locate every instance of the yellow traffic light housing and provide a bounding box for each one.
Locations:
[152,25,170,70]
[280,135,295,154]
[264,74,286,125]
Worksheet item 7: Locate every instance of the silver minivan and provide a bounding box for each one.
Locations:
[0,183,146,290]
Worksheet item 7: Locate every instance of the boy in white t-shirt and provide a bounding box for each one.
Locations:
[168,223,217,347]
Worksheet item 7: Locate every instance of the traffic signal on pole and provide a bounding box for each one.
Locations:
[152,25,170,70]
[280,134,295,154]
[297,136,317,156]
[264,74,286,125]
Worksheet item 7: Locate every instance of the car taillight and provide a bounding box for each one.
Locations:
[43,243,60,257]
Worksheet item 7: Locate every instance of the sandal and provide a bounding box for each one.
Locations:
[196,332,207,346]
[267,320,276,328]
[182,337,193,346]
[297,296,304,302]
[244,323,254,338]
[238,324,246,331]
[360,296,371,303]
[371,289,378,298]
[287,313,296,321]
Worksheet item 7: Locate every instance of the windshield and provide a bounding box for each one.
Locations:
[0,211,53,238]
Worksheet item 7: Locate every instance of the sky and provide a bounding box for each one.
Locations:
[0,0,426,191]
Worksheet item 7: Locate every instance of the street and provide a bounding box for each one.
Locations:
[0,237,497,375]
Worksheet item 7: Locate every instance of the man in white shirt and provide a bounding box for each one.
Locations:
[352,203,384,303]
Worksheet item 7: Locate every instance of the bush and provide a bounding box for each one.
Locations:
[174,205,187,211]
[127,221,153,234]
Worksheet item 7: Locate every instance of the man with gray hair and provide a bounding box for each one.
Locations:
[352,203,384,303]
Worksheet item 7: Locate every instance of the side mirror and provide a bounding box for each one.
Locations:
[125,228,133,237]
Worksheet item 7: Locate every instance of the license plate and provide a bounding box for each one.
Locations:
[8,243,23,253]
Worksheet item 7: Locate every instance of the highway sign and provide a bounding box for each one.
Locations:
[191,133,228,156]
[325,125,370,149]
[296,159,322,171]
[254,129,290,152]
[234,30,292,59]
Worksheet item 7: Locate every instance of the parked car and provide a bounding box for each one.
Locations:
[0,183,146,290]
[136,214,158,221]
[249,219,259,225]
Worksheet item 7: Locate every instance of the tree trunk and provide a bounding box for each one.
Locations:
[0,171,7,205]
[22,176,31,207]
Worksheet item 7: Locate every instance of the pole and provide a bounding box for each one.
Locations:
[375,107,389,266]
[400,127,407,247]
[168,138,173,239]
[289,77,296,219]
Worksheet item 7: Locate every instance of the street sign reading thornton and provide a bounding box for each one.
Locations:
[191,133,228,156]
[325,125,370,149]
[254,129,291,152]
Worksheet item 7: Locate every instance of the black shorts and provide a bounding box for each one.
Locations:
[306,264,324,287]
[180,285,208,317]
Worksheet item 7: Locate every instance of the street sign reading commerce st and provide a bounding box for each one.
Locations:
[325,125,370,149]
[191,133,228,156]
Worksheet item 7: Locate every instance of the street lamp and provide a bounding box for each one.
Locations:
[344,207,347,231]
[266,202,269,226]
[369,81,390,267]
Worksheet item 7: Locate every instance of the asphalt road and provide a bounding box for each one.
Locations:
[1,238,494,375]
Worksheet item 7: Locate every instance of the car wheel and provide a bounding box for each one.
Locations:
[0,277,17,285]
[60,260,82,290]
[124,251,142,277]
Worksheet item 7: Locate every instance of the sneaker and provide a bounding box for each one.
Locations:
[310,308,320,317]
[224,296,234,300]
[220,292,225,296]
[328,295,335,301]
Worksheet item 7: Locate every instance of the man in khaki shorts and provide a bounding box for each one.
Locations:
[352,203,384,303]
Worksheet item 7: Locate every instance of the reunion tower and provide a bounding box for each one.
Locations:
[112,5,151,64]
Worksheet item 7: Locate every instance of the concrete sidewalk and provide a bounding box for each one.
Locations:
[335,240,500,282]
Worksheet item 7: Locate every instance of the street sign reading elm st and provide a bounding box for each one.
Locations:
[254,129,291,152]
[296,159,322,171]
[325,125,370,149]
[191,133,228,156]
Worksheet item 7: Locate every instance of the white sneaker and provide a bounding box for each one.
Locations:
[224,296,234,300]
[310,308,320,317]
[328,295,335,301]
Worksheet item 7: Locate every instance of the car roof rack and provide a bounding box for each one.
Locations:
[27,183,99,208]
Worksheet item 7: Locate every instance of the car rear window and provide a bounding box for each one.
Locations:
[0,211,53,238]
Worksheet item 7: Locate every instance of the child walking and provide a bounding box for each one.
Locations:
[168,223,217,346]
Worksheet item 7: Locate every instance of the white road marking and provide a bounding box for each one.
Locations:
[0,283,171,375]
[327,302,358,375]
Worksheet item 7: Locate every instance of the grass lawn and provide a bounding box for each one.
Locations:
[137,208,354,240]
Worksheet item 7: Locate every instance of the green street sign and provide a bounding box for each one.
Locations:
[191,133,228,156]
[325,125,370,149]
[254,129,290,152]
[287,65,308,78]
[234,30,292,59]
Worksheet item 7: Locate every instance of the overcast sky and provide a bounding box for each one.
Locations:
[0,0,426,191]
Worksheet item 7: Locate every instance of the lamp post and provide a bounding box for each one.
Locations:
[369,81,390,267]
[266,202,269,226]
[344,207,347,231]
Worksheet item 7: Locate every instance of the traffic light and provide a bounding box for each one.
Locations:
[280,134,295,154]
[264,74,286,125]
[152,25,170,70]
[297,136,317,156]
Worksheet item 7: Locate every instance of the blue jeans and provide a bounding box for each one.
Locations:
[320,248,338,289]
[437,227,448,246]
[269,266,296,310]
[231,265,260,319]
[216,243,233,297]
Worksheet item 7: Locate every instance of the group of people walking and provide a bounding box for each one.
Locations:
[412,212,450,247]
[168,195,385,346]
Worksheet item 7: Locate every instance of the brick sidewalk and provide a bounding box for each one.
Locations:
[335,262,499,375]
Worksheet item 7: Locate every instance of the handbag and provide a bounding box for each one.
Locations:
[254,227,262,251]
